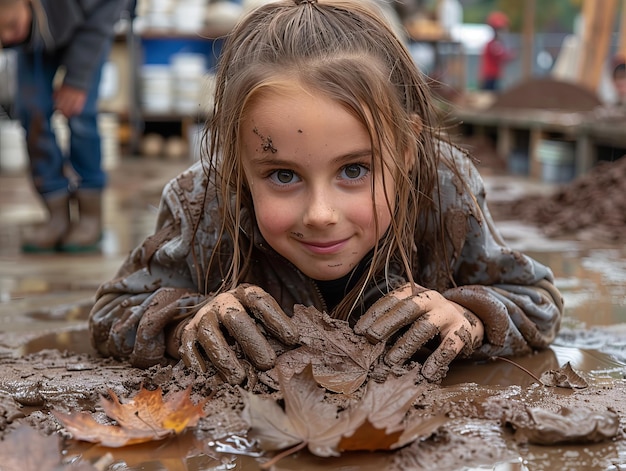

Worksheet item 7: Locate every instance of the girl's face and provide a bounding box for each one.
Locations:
[0,0,31,46]
[240,81,395,281]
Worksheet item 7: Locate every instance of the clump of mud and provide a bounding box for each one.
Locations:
[501,155,626,241]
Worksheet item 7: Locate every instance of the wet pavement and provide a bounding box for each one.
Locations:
[1,157,626,470]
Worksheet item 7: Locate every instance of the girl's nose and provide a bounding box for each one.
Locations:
[303,191,338,227]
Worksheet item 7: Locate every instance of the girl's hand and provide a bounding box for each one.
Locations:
[177,284,299,385]
[355,284,484,382]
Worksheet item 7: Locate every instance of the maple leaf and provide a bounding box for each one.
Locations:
[54,386,206,448]
[243,365,343,457]
[266,305,385,394]
[338,370,446,451]
[242,364,445,467]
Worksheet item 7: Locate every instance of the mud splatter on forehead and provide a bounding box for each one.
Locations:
[253,127,277,154]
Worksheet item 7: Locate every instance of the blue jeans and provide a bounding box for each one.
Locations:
[16,47,108,197]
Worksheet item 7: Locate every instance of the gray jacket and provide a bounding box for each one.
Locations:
[25,0,126,90]
[89,142,563,368]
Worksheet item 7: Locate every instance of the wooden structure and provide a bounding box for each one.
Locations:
[578,0,619,91]
[450,0,626,182]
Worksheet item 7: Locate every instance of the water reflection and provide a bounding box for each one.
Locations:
[528,247,626,327]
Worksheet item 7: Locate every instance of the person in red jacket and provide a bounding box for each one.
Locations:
[479,11,515,91]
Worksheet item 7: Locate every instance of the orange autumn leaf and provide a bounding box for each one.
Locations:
[54,386,206,448]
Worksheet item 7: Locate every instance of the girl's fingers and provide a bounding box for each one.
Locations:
[383,313,439,366]
[195,301,247,385]
[179,307,211,373]
[354,294,405,334]
[362,296,426,342]
[216,292,277,371]
[355,283,426,335]
[443,286,508,346]
[237,284,299,345]
[420,333,466,383]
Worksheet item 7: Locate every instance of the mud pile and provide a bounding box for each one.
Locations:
[507,155,626,241]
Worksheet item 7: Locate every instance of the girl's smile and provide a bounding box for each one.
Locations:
[299,237,350,255]
[241,81,395,281]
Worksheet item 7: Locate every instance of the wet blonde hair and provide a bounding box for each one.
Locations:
[200,0,448,320]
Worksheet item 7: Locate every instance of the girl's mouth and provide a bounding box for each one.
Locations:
[300,238,349,255]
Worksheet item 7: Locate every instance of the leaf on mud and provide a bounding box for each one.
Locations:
[242,364,444,461]
[242,364,344,457]
[54,386,206,447]
[339,370,447,450]
[511,406,620,445]
[267,305,385,394]
[539,362,588,389]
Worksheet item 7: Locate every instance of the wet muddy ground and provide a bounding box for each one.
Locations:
[1,156,626,470]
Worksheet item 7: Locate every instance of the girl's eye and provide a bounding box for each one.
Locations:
[341,164,368,180]
[269,169,299,185]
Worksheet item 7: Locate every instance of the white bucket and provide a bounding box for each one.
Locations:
[537,139,576,183]
[141,65,172,113]
[171,53,207,114]
[0,120,28,174]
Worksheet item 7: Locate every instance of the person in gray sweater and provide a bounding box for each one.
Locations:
[0,0,126,253]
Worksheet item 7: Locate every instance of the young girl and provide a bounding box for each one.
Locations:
[0,0,125,252]
[90,0,563,385]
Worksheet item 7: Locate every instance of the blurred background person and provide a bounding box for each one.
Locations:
[479,10,515,92]
[0,0,126,253]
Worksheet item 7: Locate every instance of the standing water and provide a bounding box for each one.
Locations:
[1,161,625,470]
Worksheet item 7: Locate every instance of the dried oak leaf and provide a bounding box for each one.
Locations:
[266,305,385,394]
[539,361,588,388]
[242,364,444,461]
[54,386,206,448]
[511,406,620,445]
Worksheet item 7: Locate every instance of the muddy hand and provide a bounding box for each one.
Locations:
[355,284,484,382]
[178,284,298,385]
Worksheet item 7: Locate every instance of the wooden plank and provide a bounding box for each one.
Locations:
[522,0,536,81]
[578,0,619,91]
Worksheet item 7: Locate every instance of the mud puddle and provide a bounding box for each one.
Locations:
[1,281,626,470]
[1,164,626,469]
[1,336,624,471]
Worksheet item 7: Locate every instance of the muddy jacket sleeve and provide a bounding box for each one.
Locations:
[89,163,216,368]
[437,145,563,358]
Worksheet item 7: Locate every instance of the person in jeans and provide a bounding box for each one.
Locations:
[0,0,126,252]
